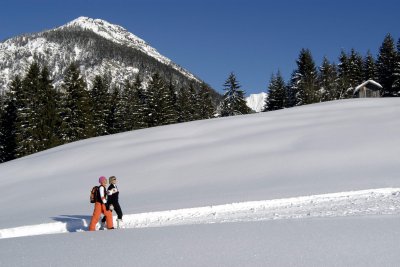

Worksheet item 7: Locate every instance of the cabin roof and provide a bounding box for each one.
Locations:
[354,79,383,93]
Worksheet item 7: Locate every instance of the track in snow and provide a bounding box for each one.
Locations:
[1,188,400,239]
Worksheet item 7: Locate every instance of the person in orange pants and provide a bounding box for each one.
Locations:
[89,176,114,231]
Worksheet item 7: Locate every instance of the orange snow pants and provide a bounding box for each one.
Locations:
[89,202,114,231]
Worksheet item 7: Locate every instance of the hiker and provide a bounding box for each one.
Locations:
[101,176,123,228]
[89,176,114,231]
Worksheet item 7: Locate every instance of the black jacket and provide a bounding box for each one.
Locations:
[107,184,119,204]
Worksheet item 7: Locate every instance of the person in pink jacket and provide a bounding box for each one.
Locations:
[89,176,114,231]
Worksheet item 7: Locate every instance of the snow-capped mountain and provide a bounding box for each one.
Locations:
[246,92,267,112]
[0,17,204,92]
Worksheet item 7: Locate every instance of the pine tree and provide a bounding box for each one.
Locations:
[107,86,123,134]
[293,49,319,105]
[220,72,250,116]
[188,83,200,121]
[37,66,60,150]
[0,101,4,162]
[197,83,215,119]
[146,73,166,127]
[90,75,110,136]
[133,75,148,129]
[377,34,397,96]
[318,57,338,102]
[347,48,364,96]
[15,62,42,157]
[337,50,351,99]
[393,39,400,95]
[264,71,286,111]
[121,77,146,131]
[168,80,179,123]
[364,51,378,81]
[120,80,134,131]
[0,76,23,162]
[59,63,93,144]
[163,80,178,125]
[177,86,192,123]
[285,71,298,108]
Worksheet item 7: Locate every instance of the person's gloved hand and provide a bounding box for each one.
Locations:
[109,204,114,211]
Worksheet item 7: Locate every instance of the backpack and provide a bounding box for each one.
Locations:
[90,186,99,203]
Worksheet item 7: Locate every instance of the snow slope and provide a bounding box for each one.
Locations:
[0,98,400,266]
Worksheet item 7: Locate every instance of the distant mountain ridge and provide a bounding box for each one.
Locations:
[0,17,209,94]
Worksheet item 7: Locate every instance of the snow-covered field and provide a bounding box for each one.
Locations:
[1,98,400,266]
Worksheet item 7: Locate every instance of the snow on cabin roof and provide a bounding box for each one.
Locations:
[354,79,383,93]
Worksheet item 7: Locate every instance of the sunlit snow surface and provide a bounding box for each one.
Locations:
[1,98,400,266]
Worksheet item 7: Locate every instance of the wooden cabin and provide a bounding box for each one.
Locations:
[354,80,382,98]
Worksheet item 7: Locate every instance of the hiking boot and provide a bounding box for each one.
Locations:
[117,219,123,229]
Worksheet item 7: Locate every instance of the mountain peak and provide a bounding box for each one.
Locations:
[59,16,147,46]
[0,17,202,93]
[55,16,193,78]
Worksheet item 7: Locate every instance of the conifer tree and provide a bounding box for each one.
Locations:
[188,83,200,121]
[197,83,215,119]
[264,71,287,111]
[220,72,250,116]
[90,75,110,136]
[293,49,319,105]
[133,75,148,129]
[377,34,397,96]
[164,80,178,124]
[37,66,60,150]
[0,91,5,163]
[337,50,351,99]
[318,57,338,102]
[121,77,146,131]
[177,86,192,123]
[146,73,166,127]
[15,62,41,157]
[0,76,23,162]
[347,49,364,95]
[392,39,400,95]
[107,86,124,134]
[59,63,93,143]
[120,80,134,131]
[285,71,298,108]
[168,80,179,123]
[364,51,378,81]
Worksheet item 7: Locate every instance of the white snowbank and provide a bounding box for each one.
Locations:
[246,92,267,112]
[1,187,399,239]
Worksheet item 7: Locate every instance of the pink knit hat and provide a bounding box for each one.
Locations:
[99,176,107,184]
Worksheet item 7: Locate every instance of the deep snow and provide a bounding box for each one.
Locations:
[1,187,399,239]
[0,98,400,266]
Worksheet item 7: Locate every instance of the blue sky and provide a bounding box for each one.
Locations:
[1,0,399,95]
